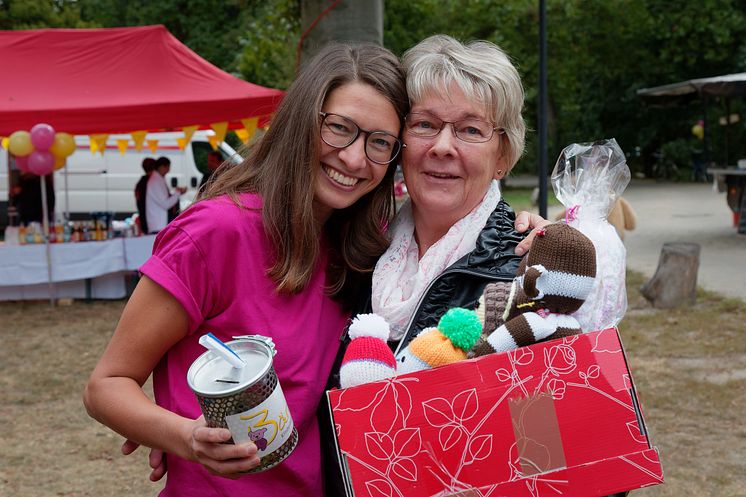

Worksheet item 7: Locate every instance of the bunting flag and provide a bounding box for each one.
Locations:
[210,121,228,144]
[131,130,147,151]
[235,129,250,144]
[92,134,109,156]
[207,135,220,151]
[182,124,199,144]
[1,137,7,150]
[176,137,187,150]
[241,117,259,143]
[89,137,98,154]
[147,139,159,154]
[116,139,130,156]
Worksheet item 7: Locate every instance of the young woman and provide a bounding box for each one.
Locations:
[84,42,408,497]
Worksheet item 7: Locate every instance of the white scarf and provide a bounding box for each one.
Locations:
[372,180,502,340]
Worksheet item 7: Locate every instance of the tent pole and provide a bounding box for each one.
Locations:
[64,163,70,220]
[40,175,56,307]
[724,98,731,166]
[703,97,709,166]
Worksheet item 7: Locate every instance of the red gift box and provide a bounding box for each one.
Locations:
[327,328,663,497]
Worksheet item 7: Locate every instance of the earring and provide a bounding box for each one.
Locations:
[496,169,503,175]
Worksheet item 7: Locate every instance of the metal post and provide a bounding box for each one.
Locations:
[40,174,55,306]
[538,0,548,219]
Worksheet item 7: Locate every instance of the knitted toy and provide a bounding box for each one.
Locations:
[397,308,482,374]
[472,223,597,357]
[339,313,397,389]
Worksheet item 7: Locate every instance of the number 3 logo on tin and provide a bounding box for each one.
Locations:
[241,409,279,445]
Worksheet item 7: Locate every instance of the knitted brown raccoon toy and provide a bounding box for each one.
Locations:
[472,223,597,357]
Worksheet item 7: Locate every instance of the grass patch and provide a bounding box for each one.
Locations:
[1,272,745,496]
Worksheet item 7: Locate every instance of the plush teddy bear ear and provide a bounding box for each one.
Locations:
[522,264,547,299]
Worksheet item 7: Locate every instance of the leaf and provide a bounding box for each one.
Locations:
[452,388,479,422]
[626,421,649,444]
[391,458,418,482]
[468,434,494,462]
[422,398,453,427]
[586,365,600,379]
[439,424,464,451]
[495,368,512,382]
[547,378,566,400]
[365,479,394,497]
[365,432,394,461]
[393,428,421,458]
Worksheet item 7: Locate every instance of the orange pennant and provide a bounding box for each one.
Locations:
[210,122,228,144]
[1,137,8,150]
[147,139,159,154]
[182,125,198,144]
[176,137,187,150]
[207,135,219,151]
[241,117,258,143]
[235,129,250,144]
[89,136,98,154]
[92,134,109,156]
[131,130,147,152]
[116,139,129,156]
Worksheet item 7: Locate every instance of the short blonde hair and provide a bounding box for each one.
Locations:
[403,35,526,171]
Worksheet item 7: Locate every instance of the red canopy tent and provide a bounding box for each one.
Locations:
[0,25,284,136]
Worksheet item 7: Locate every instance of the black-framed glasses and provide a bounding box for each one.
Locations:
[405,112,504,143]
[319,112,403,165]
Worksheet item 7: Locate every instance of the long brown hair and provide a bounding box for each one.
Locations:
[201,43,408,302]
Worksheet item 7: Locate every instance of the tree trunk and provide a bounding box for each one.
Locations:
[300,0,383,68]
[640,242,700,308]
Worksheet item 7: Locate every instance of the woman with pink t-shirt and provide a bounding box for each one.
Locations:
[83,43,409,497]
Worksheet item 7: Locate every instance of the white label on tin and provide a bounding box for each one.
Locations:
[225,384,294,457]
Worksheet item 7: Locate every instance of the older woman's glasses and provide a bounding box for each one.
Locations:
[405,112,503,143]
[319,112,403,165]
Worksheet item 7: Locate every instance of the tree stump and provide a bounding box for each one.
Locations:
[641,243,700,308]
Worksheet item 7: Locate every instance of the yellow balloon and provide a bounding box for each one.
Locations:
[54,154,67,170]
[9,130,33,156]
[691,124,704,140]
[51,132,76,157]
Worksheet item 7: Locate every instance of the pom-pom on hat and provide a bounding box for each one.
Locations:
[397,308,482,374]
[340,314,396,389]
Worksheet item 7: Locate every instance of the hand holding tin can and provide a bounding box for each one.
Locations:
[187,334,298,473]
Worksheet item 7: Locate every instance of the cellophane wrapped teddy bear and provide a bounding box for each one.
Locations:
[471,222,597,357]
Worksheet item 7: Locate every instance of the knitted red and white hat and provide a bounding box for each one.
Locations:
[339,314,397,389]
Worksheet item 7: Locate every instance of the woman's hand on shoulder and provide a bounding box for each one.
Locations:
[514,211,551,256]
[183,416,261,479]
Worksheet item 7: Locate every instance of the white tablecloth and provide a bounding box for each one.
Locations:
[0,236,155,300]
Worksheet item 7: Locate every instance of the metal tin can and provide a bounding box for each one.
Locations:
[187,335,298,473]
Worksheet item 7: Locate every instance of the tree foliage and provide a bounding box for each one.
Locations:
[4,0,746,176]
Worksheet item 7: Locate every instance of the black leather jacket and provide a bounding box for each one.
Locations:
[320,199,526,497]
[389,198,526,354]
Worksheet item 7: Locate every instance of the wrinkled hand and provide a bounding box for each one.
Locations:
[514,211,551,256]
[121,439,167,482]
[186,416,261,479]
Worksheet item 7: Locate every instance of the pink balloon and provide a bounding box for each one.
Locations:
[15,155,30,173]
[27,150,55,176]
[30,123,56,151]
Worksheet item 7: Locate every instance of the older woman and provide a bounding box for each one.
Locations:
[321,34,547,495]
[372,34,534,352]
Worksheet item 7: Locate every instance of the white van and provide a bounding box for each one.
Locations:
[1,131,241,226]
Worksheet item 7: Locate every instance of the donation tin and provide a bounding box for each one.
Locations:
[187,335,298,473]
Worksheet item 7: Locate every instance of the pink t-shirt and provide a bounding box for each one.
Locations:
[140,193,348,497]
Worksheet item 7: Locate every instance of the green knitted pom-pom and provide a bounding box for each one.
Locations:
[437,307,482,351]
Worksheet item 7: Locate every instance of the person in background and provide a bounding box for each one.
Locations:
[13,172,55,225]
[199,151,223,190]
[145,156,185,233]
[134,157,156,234]
[84,42,409,497]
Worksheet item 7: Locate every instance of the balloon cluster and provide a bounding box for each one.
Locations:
[8,123,76,176]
